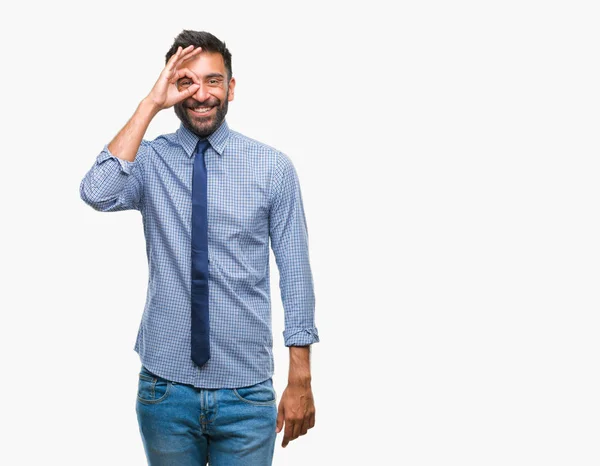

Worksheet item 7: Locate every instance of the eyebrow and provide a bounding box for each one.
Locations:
[204,73,225,80]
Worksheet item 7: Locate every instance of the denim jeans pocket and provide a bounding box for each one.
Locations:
[137,366,172,404]
[233,379,277,406]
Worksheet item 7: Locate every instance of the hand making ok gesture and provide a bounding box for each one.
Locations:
[146,45,203,111]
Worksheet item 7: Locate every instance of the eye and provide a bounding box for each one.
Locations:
[178,79,193,89]
[208,79,219,85]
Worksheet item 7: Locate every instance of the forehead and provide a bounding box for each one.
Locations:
[185,51,226,76]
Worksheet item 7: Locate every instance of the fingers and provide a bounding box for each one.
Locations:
[179,83,200,100]
[282,416,309,447]
[170,67,200,86]
[167,45,203,73]
[165,45,186,73]
[299,418,309,437]
[164,45,203,78]
[291,419,303,440]
[276,404,284,434]
[282,420,294,448]
[299,407,315,437]
[297,412,313,438]
[178,46,203,66]
[277,391,315,447]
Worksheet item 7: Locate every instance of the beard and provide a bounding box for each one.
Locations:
[174,91,229,138]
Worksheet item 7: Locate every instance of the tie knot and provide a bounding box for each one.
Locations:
[194,139,211,156]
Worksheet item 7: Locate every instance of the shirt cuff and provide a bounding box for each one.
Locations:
[96,145,134,175]
[283,327,320,347]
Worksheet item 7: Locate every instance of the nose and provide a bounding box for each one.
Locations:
[191,83,210,103]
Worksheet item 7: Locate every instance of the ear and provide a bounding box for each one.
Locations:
[227,77,236,102]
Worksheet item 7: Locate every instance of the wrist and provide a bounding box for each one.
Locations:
[139,96,161,118]
[288,345,312,386]
[288,371,312,386]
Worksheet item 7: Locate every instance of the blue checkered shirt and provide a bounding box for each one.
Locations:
[80,120,319,388]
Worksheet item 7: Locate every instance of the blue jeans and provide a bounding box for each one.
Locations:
[136,365,277,465]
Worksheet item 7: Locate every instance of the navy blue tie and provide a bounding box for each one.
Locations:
[191,138,211,366]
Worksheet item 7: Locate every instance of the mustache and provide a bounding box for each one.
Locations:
[188,98,220,109]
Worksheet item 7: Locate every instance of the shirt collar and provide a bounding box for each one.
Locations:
[177,119,231,158]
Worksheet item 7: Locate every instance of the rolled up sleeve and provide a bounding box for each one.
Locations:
[269,152,319,347]
[79,144,145,212]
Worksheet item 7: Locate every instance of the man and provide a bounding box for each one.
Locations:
[80,30,318,465]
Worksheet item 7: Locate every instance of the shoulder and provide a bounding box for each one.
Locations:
[141,131,179,152]
[135,132,180,162]
[228,129,283,158]
[226,130,298,179]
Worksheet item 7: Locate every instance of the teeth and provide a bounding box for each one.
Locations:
[193,107,212,113]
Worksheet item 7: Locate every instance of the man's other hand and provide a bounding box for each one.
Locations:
[276,381,316,448]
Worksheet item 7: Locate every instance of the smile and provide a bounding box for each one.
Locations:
[190,107,215,115]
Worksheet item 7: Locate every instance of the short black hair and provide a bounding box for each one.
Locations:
[165,30,233,80]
